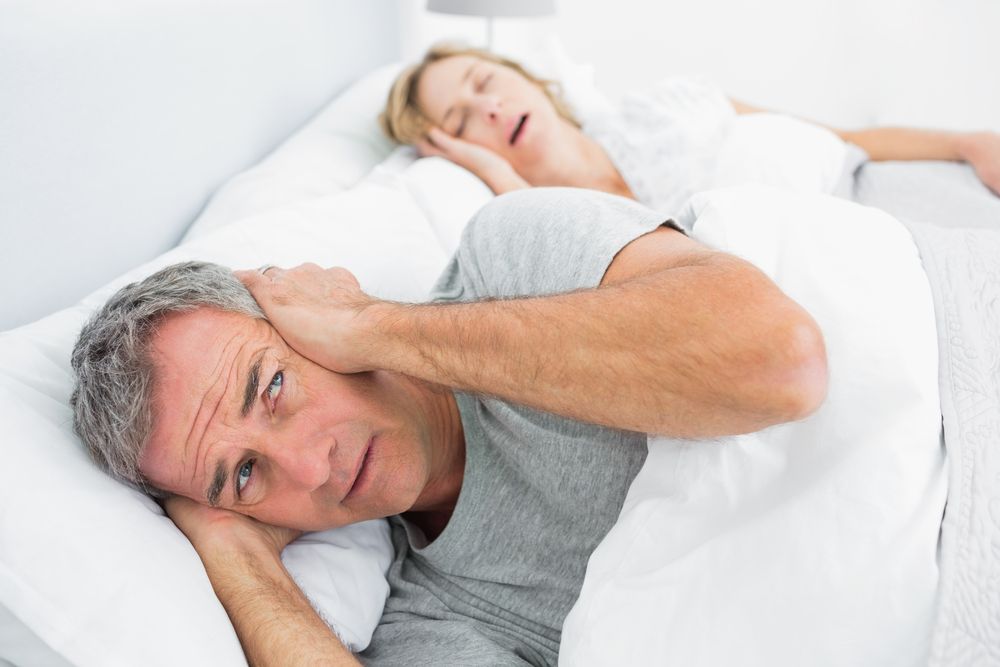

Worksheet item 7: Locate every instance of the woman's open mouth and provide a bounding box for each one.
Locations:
[509,114,529,145]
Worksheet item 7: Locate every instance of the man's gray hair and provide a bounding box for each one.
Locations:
[70,261,264,497]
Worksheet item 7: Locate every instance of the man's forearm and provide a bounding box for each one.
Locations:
[365,255,827,438]
[200,543,359,667]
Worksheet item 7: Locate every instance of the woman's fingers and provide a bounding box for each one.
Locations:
[419,126,525,194]
[416,137,443,158]
[425,126,451,148]
[966,131,1000,196]
[426,126,484,159]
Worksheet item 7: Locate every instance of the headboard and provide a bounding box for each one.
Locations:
[0,0,401,331]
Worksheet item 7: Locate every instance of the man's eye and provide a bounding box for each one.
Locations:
[266,371,283,406]
[237,459,254,495]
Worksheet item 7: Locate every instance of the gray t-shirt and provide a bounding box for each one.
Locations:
[360,188,675,666]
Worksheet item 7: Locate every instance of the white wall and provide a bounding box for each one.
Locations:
[0,0,400,331]
[401,0,1000,131]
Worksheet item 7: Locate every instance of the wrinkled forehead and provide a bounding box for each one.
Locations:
[140,308,265,492]
[148,307,260,387]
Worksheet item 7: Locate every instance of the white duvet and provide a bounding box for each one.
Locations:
[561,186,946,666]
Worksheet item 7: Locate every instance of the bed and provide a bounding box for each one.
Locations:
[2,2,999,666]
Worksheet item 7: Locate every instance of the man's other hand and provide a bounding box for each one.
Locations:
[164,495,301,558]
[163,496,360,666]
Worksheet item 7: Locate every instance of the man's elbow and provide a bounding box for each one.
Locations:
[764,316,829,423]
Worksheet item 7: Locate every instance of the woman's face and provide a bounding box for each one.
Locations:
[416,55,561,170]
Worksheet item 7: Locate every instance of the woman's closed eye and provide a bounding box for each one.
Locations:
[452,74,492,137]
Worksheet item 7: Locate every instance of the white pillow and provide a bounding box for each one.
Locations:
[369,150,495,253]
[713,112,854,196]
[0,175,449,666]
[562,186,945,666]
[185,62,404,240]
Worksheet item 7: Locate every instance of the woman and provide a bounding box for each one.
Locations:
[380,44,1000,215]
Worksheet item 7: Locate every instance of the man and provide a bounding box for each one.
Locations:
[71,188,827,665]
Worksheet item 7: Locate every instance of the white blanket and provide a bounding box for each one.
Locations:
[899,220,1000,665]
[561,186,946,666]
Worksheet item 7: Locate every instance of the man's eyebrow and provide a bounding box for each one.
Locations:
[204,351,265,507]
[241,355,263,418]
[442,63,476,126]
[206,460,226,508]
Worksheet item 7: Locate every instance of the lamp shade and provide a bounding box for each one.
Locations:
[427,0,555,18]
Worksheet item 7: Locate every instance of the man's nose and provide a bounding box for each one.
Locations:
[267,438,331,491]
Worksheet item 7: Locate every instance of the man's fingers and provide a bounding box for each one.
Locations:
[162,494,204,524]
[235,264,285,280]
[234,264,361,314]
[162,494,184,516]
[327,266,362,290]
[234,268,266,289]
[233,267,282,314]
[258,264,282,277]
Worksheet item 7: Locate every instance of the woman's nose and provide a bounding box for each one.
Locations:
[477,96,501,122]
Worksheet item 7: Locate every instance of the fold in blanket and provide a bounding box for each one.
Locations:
[902,220,1000,665]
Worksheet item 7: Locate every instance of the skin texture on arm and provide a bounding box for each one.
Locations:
[731,98,1000,194]
[166,497,361,667]
[237,227,828,439]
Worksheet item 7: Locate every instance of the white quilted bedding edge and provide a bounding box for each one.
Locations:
[903,220,1000,666]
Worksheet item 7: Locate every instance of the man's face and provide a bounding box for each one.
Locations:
[140,308,435,531]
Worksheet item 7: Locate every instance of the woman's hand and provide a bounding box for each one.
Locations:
[164,495,302,559]
[416,127,530,194]
[958,131,1000,196]
[235,263,382,374]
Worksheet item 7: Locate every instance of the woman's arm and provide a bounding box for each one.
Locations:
[730,98,1000,194]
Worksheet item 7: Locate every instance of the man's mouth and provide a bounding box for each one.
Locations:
[344,437,373,501]
[509,113,529,145]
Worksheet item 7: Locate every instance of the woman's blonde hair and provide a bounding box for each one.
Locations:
[379,43,579,145]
